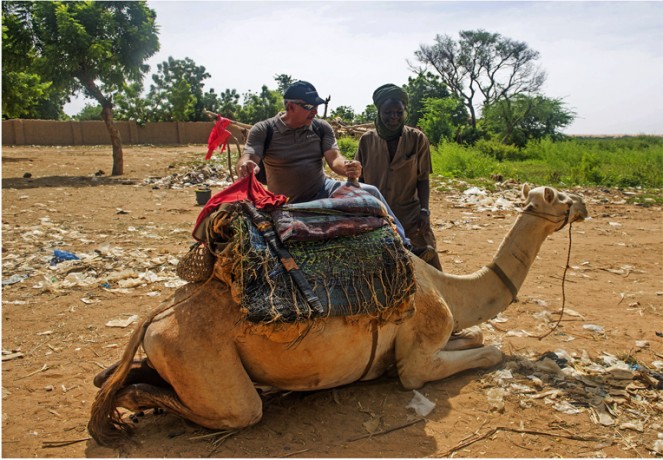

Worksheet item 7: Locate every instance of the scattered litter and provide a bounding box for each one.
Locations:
[635,340,649,348]
[505,329,534,337]
[36,330,53,336]
[583,324,605,333]
[653,436,663,455]
[407,390,436,417]
[50,249,79,266]
[2,351,24,361]
[619,420,644,432]
[486,388,506,413]
[552,400,582,415]
[105,315,139,328]
[2,274,29,286]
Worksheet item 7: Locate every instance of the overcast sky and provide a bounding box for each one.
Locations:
[66,1,663,135]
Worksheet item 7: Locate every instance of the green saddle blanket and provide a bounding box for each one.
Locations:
[209,203,416,324]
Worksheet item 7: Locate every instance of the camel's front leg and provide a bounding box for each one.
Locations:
[394,293,502,389]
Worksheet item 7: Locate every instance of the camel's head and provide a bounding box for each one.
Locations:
[521,184,588,231]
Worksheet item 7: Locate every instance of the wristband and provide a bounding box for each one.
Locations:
[420,208,430,216]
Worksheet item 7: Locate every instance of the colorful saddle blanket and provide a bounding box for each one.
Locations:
[206,188,416,324]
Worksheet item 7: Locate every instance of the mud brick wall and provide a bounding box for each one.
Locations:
[1,119,223,146]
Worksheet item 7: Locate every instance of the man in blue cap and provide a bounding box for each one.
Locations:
[237,80,409,245]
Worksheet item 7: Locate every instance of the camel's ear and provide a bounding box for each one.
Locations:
[544,187,555,203]
[522,183,531,199]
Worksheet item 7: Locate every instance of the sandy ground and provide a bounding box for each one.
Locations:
[1,145,662,458]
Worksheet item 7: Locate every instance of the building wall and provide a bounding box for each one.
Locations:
[2,120,249,146]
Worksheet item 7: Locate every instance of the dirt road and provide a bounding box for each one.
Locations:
[2,145,661,457]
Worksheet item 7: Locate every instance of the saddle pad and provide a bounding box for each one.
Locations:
[229,213,416,324]
[271,185,390,242]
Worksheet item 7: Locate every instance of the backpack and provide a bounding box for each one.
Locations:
[255,119,325,184]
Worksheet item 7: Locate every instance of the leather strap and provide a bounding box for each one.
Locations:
[486,262,518,303]
[358,320,379,381]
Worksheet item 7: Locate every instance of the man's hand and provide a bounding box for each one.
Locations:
[418,208,431,231]
[344,160,362,181]
[237,159,259,178]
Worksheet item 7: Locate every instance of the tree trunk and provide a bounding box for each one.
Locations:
[80,77,124,175]
[101,104,124,175]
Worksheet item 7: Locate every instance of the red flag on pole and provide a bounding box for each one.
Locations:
[205,115,233,160]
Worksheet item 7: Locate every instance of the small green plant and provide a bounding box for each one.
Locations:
[337,136,359,159]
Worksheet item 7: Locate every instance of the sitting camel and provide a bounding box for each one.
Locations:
[88,184,587,446]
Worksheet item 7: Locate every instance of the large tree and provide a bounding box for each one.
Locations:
[413,30,546,129]
[1,2,66,119]
[24,1,159,175]
[237,85,282,125]
[481,95,575,147]
[402,72,450,127]
[147,56,210,121]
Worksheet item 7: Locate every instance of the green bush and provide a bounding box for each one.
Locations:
[337,136,359,159]
[475,139,529,162]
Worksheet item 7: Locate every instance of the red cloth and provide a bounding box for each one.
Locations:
[205,116,233,160]
[192,172,288,241]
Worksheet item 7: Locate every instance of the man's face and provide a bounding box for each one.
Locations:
[379,99,405,130]
[289,101,318,127]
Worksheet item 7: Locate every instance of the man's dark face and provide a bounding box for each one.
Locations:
[379,99,405,130]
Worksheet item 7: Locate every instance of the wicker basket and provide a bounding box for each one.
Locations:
[176,242,214,282]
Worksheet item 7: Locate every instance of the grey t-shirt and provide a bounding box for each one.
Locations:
[243,114,338,203]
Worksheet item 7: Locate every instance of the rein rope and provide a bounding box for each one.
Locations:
[536,221,574,340]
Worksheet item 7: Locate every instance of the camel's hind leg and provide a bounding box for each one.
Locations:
[395,296,502,389]
[141,284,263,431]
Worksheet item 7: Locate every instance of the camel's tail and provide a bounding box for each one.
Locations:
[87,312,153,446]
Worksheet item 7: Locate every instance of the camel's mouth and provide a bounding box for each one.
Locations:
[568,194,589,223]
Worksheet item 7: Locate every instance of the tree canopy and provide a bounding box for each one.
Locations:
[402,72,450,127]
[15,0,160,175]
[414,29,546,128]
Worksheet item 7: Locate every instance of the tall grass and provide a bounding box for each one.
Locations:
[431,136,663,188]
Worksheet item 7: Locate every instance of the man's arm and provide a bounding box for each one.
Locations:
[236,122,266,178]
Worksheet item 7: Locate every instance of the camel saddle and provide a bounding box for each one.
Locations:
[204,186,416,324]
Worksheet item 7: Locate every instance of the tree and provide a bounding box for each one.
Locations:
[1,2,66,119]
[413,30,546,129]
[24,1,159,175]
[237,85,282,124]
[74,103,103,121]
[403,72,450,127]
[418,97,468,145]
[482,95,575,147]
[274,74,295,94]
[330,105,356,124]
[355,105,377,124]
[147,57,210,121]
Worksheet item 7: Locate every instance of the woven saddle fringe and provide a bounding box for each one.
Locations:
[176,242,214,282]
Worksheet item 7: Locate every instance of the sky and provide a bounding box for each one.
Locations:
[65,1,663,136]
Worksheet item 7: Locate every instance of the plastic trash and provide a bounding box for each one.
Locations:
[2,274,29,285]
[50,249,79,266]
[407,390,436,417]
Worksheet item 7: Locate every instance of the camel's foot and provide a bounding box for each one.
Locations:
[445,326,484,351]
[399,345,503,389]
[93,358,169,388]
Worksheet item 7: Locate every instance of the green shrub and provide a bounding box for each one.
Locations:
[475,139,529,162]
[337,136,359,159]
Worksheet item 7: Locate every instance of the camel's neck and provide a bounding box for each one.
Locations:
[435,213,556,331]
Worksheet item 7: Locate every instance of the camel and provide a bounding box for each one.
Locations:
[88,184,587,446]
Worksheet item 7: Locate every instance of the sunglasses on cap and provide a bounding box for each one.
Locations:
[289,100,317,111]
